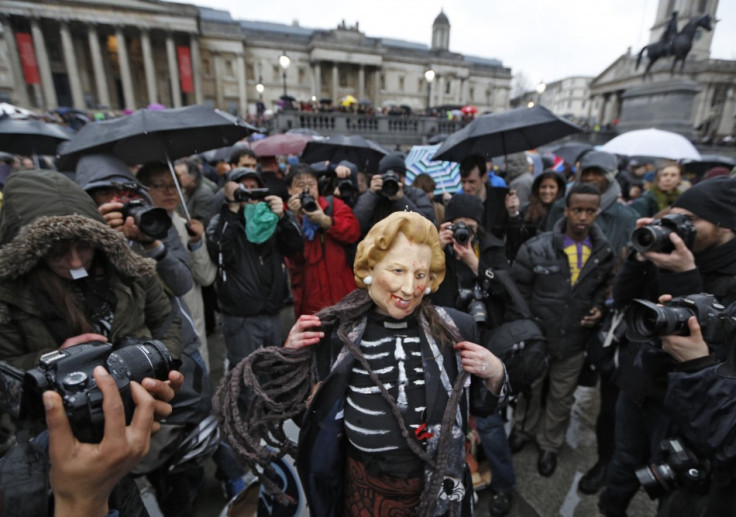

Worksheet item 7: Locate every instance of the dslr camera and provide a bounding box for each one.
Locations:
[636,437,709,499]
[626,293,736,344]
[233,186,270,203]
[449,221,473,246]
[631,213,696,254]
[299,189,318,212]
[111,187,172,240]
[380,171,401,197]
[316,164,356,198]
[20,339,172,443]
[457,283,489,324]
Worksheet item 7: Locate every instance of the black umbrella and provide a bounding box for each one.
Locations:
[682,154,736,176]
[550,142,593,166]
[0,118,70,159]
[200,142,249,163]
[432,105,583,162]
[287,128,323,137]
[300,135,389,173]
[427,133,450,145]
[280,95,297,102]
[58,104,258,219]
[58,104,258,170]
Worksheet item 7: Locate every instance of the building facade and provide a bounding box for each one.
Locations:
[588,0,736,138]
[0,1,512,117]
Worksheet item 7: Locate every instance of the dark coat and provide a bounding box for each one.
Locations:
[511,219,614,359]
[352,184,436,236]
[296,306,504,517]
[206,205,303,317]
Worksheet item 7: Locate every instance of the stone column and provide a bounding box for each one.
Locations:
[717,87,736,136]
[190,35,203,104]
[312,61,321,98]
[166,33,181,108]
[87,25,110,107]
[140,29,157,105]
[213,54,224,108]
[373,68,380,106]
[597,94,608,125]
[332,62,338,104]
[59,21,84,108]
[236,54,247,116]
[358,65,365,100]
[30,18,57,110]
[1,17,31,107]
[115,26,135,110]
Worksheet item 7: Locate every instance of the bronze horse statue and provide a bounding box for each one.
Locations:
[636,14,713,78]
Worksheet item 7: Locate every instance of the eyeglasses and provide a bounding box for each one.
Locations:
[148,182,178,193]
[294,181,318,189]
[47,240,94,261]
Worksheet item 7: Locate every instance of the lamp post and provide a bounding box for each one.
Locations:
[535,80,546,106]
[424,68,436,114]
[255,77,264,95]
[279,52,291,97]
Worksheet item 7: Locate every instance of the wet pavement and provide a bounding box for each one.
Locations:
[188,311,657,517]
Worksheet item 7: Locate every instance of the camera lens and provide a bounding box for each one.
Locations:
[381,172,400,197]
[636,463,677,499]
[106,340,172,383]
[626,299,694,340]
[632,225,674,253]
[136,207,172,239]
[300,191,318,212]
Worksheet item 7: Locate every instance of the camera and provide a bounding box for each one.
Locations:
[299,189,318,212]
[457,284,488,324]
[449,221,473,246]
[233,186,270,203]
[381,171,401,197]
[317,169,356,197]
[120,200,172,240]
[625,293,736,344]
[631,213,696,254]
[22,339,172,443]
[636,438,709,499]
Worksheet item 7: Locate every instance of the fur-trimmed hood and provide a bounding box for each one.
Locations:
[0,169,155,282]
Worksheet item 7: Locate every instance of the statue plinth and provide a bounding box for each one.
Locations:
[617,79,700,138]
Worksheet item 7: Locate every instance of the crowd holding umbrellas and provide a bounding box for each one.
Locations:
[0,100,731,200]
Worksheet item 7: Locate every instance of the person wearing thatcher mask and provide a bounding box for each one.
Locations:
[598,176,736,517]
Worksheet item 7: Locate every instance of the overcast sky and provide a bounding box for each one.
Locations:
[181,0,736,87]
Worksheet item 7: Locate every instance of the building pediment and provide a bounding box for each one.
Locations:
[590,54,640,88]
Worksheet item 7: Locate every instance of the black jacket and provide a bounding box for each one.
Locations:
[430,231,509,329]
[511,219,614,359]
[612,238,736,402]
[352,185,436,236]
[206,205,303,317]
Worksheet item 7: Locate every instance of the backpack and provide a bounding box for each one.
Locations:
[484,269,547,394]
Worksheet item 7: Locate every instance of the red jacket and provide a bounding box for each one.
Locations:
[286,196,361,316]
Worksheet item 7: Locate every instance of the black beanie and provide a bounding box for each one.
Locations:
[378,152,407,175]
[445,194,484,224]
[672,176,736,231]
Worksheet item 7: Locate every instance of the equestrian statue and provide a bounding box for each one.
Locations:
[636,13,713,78]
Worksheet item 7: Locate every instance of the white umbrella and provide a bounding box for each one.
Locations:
[599,128,701,161]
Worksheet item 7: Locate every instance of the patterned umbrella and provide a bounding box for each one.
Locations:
[405,144,461,194]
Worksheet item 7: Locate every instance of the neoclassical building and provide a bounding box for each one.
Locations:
[588,0,736,137]
[0,1,512,116]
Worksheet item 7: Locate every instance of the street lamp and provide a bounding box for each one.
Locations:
[424,68,436,113]
[279,52,291,97]
[535,80,546,106]
[256,76,264,95]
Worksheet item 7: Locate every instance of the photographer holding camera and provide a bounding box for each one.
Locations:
[206,167,303,368]
[285,163,360,317]
[430,193,516,515]
[598,176,736,517]
[352,152,436,236]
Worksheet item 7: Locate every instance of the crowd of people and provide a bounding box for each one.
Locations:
[0,129,735,517]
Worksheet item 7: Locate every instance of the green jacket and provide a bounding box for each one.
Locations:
[0,170,181,369]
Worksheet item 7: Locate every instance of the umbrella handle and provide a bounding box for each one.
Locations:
[165,151,191,221]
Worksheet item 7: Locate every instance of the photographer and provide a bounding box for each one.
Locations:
[206,168,303,368]
[311,159,360,208]
[285,164,360,317]
[430,194,515,516]
[352,152,436,236]
[598,176,736,517]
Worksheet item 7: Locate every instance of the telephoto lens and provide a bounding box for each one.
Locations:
[381,171,400,197]
[299,189,318,212]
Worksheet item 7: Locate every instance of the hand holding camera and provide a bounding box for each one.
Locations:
[369,172,403,200]
[46,365,156,517]
[631,215,696,272]
[654,294,710,362]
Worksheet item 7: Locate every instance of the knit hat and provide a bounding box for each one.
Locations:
[444,193,484,224]
[672,176,736,231]
[579,150,618,184]
[378,152,407,175]
[228,167,264,187]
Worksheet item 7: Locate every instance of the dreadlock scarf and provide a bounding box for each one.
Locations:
[214,289,477,516]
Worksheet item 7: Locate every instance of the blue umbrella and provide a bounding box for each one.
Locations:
[405,144,461,194]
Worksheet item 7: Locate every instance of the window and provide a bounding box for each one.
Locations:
[418,79,424,92]
[298,67,306,84]
[380,74,386,90]
[445,79,451,94]
[225,60,234,77]
[272,65,280,82]
[398,76,404,91]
